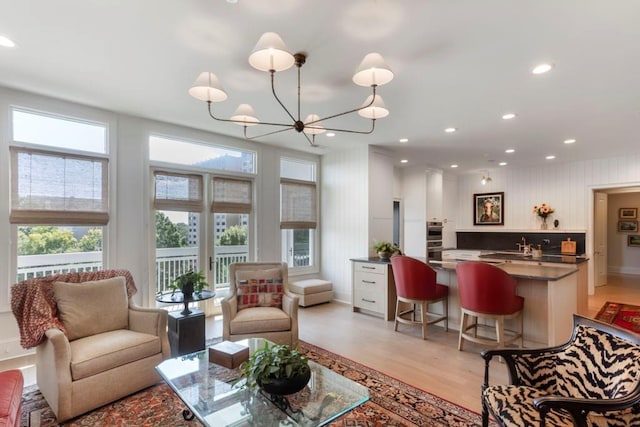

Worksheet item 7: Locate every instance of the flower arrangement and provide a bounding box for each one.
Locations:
[532,203,555,218]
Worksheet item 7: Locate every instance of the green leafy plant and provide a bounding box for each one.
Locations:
[236,341,309,390]
[169,270,208,295]
[372,241,400,254]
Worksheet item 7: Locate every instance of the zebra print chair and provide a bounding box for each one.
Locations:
[481,314,640,427]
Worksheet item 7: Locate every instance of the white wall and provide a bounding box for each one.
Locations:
[320,146,369,303]
[456,158,640,231]
[0,86,319,359]
[608,193,640,275]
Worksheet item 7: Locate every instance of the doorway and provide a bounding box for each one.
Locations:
[592,185,640,292]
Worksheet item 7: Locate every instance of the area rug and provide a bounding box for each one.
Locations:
[22,341,486,426]
[595,301,640,333]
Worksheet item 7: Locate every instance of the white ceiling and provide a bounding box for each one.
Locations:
[1,0,639,174]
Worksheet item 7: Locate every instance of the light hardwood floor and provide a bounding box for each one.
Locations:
[4,274,640,415]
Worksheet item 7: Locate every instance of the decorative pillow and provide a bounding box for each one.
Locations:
[53,276,129,341]
[236,268,284,310]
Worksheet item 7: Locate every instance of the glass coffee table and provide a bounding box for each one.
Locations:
[156,338,369,426]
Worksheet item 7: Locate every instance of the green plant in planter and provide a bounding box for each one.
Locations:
[169,270,208,297]
[372,241,400,258]
[236,341,309,392]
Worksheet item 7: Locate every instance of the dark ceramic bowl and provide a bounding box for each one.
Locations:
[258,365,311,396]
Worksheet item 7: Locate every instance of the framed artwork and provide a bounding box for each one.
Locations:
[474,192,504,225]
[619,208,638,219]
[618,221,638,232]
[629,235,640,247]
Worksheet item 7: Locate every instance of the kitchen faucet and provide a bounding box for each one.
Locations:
[517,236,531,255]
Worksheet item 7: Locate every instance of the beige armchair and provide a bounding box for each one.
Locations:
[11,270,170,422]
[222,262,299,348]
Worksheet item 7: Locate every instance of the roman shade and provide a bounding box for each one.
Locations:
[153,171,204,212]
[10,147,109,225]
[280,178,317,229]
[211,177,252,214]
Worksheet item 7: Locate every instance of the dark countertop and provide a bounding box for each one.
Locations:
[350,257,392,264]
[430,260,578,281]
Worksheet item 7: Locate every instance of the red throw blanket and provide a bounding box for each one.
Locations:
[10,269,137,349]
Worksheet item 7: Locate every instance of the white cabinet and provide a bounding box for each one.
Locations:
[401,167,445,257]
[351,260,397,321]
[426,169,443,221]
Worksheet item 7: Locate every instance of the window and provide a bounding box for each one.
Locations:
[153,172,204,293]
[149,135,256,174]
[280,158,318,272]
[10,109,109,280]
[150,135,254,299]
[211,177,252,292]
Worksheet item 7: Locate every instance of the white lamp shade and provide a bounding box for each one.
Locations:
[230,104,260,126]
[358,95,389,119]
[248,32,295,72]
[188,72,228,102]
[352,53,394,87]
[303,114,326,135]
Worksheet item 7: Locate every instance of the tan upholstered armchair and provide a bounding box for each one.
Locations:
[11,270,170,422]
[221,262,299,348]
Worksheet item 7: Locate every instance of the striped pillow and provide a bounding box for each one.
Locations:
[236,268,283,310]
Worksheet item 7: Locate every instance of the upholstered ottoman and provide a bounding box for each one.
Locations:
[289,279,333,307]
[0,369,24,427]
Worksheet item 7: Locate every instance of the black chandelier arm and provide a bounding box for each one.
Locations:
[207,102,293,128]
[304,132,317,147]
[305,86,378,126]
[306,119,377,135]
[243,124,295,140]
[270,70,297,123]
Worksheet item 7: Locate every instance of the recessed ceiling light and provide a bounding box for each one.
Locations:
[505,148,515,153]
[399,138,408,143]
[546,155,556,160]
[502,113,516,120]
[400,159,408,163]
[450,164,458,168]
[326,132,335,137]
[444,127,457,133]
[0,36,16,48]
[532,63,553,74]
[499,162,507,166]
[564,138,576,144]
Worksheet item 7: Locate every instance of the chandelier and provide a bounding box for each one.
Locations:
[189,32,394,146]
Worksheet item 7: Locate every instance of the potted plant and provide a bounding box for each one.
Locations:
[372,241,400,260]
[237,341,311,396]
[170,270,208,299]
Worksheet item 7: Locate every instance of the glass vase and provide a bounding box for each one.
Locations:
[541,217,548,230]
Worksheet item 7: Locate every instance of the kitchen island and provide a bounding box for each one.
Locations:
[432,254,588,346]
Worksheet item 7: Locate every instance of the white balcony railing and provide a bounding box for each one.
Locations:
[17,246,250,293]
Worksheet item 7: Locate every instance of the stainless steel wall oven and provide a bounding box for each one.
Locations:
[426,221,443,261]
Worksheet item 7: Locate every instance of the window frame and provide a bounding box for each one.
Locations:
[280,157,319,275]
[8,106,113,282]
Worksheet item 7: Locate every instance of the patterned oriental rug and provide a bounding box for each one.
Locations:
[21,341,485,426]
[595,301,640,334]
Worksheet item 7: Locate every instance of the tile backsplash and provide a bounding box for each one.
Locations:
[456,231,586,255]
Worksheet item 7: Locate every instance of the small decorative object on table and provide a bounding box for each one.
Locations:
[236,341,310,396]
[209,340,249,369]
[372,241,400,260]
[532,203,555,230]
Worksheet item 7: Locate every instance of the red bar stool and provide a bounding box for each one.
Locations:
[455,261,524,350]
[390,255,448,340]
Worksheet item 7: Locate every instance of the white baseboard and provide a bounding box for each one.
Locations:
[0,338,34,361]
[609,266,640,275]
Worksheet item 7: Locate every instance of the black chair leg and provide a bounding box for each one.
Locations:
[482,401,489,427]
